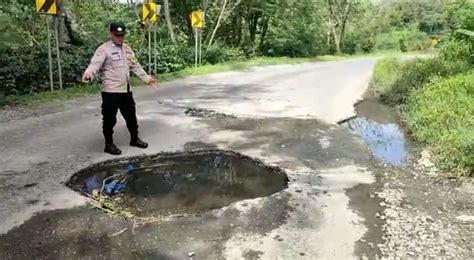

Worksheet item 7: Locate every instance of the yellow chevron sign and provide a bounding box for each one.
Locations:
[190,11,204,28]
[36,0,58,15]
[142,3,157,22]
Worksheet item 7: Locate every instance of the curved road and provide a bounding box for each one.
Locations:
[1,58,471,259]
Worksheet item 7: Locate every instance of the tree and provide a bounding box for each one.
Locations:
[318,0,358,54]
[163,0,176,44]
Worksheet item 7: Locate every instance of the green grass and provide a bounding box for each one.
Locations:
[407,72,474,176]
[371,55,473,176]
[371,57,470,105]
[0,84,99,107]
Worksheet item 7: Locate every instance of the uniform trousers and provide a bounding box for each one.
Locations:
[101,91,139,144]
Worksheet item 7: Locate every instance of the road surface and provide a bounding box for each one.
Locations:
[0,58,472,259]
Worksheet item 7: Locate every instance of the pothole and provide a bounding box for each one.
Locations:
[184,108,235,118]
[340,97,412,167]
[66,150,288,219]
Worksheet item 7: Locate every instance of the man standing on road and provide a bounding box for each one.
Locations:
[82,21,158,155]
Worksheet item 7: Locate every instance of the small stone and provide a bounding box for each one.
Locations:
[281,145,285,148]
[456,215,474,222]
[300,253,306,256]
[188,252,196,257]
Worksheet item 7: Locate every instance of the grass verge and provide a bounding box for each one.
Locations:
[371,57,473,176]
[407,72,474,176]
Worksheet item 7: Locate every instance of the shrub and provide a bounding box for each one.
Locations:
[375,27,431,52]
[135,43,190,74]
[372,57,471,105]
[375,32,400,51]
[0,44,95,95]
[439,38,473,64]
[204,44,246,65]
[371,58,402,93]
[407,72,474,176]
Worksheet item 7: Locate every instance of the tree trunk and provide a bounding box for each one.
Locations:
[338,1,353,52]
[259,16,269,49]
[163,0,176,44]
[236,13,242,45]
[208,0,228,48]
[248,13,259,44]
[332,26,341,54]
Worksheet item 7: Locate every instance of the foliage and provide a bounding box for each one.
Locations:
[371,58,402,93]
[370,0,474,176]
[204,44,246,64]
[407,72,474,176]
[0,44,95,95]
[372,57,471,105]
[439,38,473,64]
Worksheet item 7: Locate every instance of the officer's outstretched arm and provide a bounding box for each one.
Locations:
[126,45,153,84]
[84,48,106,81]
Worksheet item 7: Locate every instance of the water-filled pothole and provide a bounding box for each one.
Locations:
[66,150,288,218]
[341,98,412,167]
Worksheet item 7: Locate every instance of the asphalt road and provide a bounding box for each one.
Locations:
[1,58,472,259]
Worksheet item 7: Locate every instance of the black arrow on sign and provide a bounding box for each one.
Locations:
[145,4,155,20]
[40,0,55,13]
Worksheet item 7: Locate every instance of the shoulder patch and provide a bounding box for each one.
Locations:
[95,48,105,56]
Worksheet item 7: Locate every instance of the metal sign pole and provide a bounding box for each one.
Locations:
[199,28,202,65]
[53,15,63,90]
[153,23,157,75]
[148,23,152,74]
[194,27,198,67]
[46,16,54,92]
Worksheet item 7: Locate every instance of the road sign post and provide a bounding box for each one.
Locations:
[36,0,58,92]
[154,23,157,75]
[190,10,204,67]
[154,4,161,75]
[194,28,198,67]
[46,17,54,92]
[148,24,152,74]
[54,16,63,90]
[142,2,159,74]
[199,29,202,65]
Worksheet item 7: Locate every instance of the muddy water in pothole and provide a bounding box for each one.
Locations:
[67,151,288,217]
[343,98,412,167]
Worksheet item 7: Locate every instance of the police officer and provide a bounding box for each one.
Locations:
[82,21,158,155]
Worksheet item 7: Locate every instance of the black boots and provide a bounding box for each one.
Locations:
[130,137,148,148]
[104,138,148,155]
[104,143,122,155]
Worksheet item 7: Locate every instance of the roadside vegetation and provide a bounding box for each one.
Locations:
[1,0,449,106]
[371,0,474,177]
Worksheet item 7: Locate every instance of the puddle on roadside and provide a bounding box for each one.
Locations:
[342,98,412,167]
[66,150,288,217]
